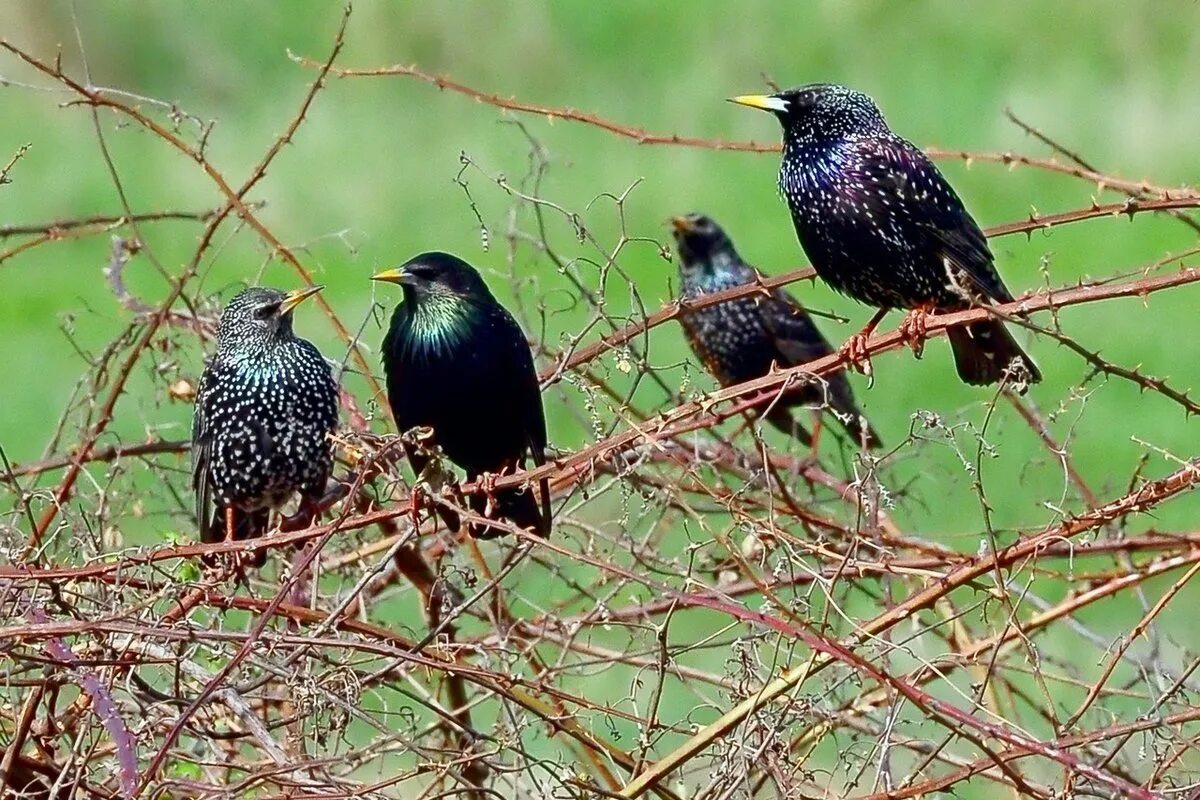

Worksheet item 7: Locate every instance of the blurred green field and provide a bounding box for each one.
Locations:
[0,2,1197,795]
[0,5,1193,488]
[2,3,1195,530]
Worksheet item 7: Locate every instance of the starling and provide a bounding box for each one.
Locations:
[671,213,881,450]
[729,84,1041,388]
[192,286,338,562]
[373,252,550,538]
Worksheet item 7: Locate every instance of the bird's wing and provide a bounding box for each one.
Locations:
[500,307,551,527]
[762,285,868,429]
[761,285,836,367]
[851,137,1015,303]
[191,363,216,541]
[497,309,547,454]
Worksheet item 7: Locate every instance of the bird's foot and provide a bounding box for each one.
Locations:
[898,307,934,358]
[409,483,428,526]
[214,506,249,577]
[478,471,500,518]
[838,307,889,384]
[838,333,874,379]
[806,412,824,463]
[281,484,347,532]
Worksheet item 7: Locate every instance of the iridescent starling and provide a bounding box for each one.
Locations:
[672,213,880,449]
[730,84,1041,388]
[373,252,550,538]
[192,286,338,562]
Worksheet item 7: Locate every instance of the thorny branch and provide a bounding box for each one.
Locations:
[0,13,1197,800]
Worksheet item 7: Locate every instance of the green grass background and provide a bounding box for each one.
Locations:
[0,2,1197,793]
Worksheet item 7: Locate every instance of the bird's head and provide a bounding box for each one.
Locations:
[729,84,888,144]
[670,213,739,275]
[371,251,493,307]
[217,285,322,351]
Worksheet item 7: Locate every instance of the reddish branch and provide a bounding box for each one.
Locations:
[540,194,1200,387]
[4,8,358,555]
[2,19,1198,800]
[292,55,1198,202]
[2,439,188,482]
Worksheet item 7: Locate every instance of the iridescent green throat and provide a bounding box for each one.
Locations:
[406,291,473,353]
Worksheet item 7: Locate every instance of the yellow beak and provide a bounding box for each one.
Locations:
[727,94,789,113]
[670,216,695,235]
[370,267,410,285]
[278,285,324,315]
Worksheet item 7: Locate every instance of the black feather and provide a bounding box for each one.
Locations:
[672,213,881,449]
[736,83,1040,390]
[191,287,338,562]
[378,252,551,538]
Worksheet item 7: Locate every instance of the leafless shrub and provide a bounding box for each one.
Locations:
[1,9,1198,800]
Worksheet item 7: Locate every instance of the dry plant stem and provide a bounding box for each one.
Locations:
[1063,559,1200,730]
[541,195,1200,388]
[3,23,384,414]
[2,24,1197,800]
[7,7,357,555]
[136,459,379,795]
[0,677,45,798]
[616,460,1199,797]
[1003,107,1200,234]
[1,439,188,482]
[291,54,1198,201]
[852,706,1200,800]
[771,546,1200,783]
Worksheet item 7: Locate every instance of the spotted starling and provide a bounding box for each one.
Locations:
[373,252,550,538]
[671,213,880,449]
[730,84,1041,388]
[192,286,338,562]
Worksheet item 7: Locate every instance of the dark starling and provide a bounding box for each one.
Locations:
[373,252,550,538]
[730,85,1041,388]
[671,213,881,450]
[192,286,338,562]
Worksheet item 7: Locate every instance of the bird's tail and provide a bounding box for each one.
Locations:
[765,408,813,447]
[203,506,269,566]
[948,320,1042,391]
[467,480,550,539]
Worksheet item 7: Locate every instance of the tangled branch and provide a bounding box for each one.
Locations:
[0,11,1197,800]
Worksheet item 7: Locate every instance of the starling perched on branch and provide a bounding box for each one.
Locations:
[730,84,1041,389]
[671,213,880,450]
[192,286,338,563]
[373,252,550,538]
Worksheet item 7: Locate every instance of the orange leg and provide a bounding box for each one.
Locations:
[223,506,249,577]
[839,308,890,377]
[808,411,824,461]
[409,483,427,527]
[478,471,500,518]
[898,305,936,358]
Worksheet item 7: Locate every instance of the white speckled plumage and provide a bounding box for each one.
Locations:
[672,214,880,448]
[736,83,1041,387]
[192,287,339,545]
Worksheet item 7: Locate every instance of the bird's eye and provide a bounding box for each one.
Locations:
[254,303,277,320]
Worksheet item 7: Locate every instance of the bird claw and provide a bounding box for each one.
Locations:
[899,308,932,358]
[478,471,500,518]
[838,333,874,380]
[409,483,427,525]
